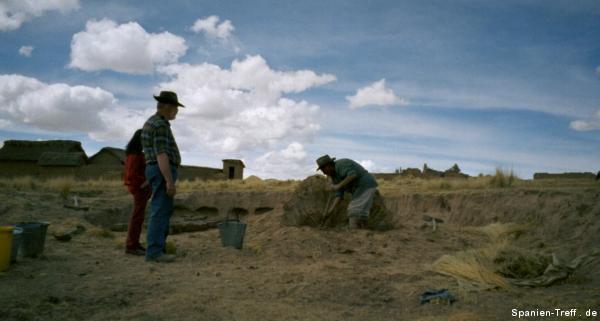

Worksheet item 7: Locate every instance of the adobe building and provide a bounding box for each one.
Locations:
[0,140,87,177]
[222,159,245,180]
[38,151,87,177]
[88,147,126,165]
[533,172,596,180]
[85,147,127,179]
[0,139,244,181]
[179,160,245,181]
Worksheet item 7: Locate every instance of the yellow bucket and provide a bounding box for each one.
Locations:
[0,226,14,272]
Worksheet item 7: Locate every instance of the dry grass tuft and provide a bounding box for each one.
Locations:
[477,222,528,242]
[45,177,76,199]
[494,247,550,279]
[432,247,512,291]
[489,168,518,188]
[88,227,114,238]
[165,241,177,254]
[431,223,531,293]
[114,239,125,250]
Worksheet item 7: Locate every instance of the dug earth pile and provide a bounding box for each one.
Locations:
[0,178,598,321]
[282,175,394,230]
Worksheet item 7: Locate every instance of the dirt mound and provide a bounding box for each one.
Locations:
[282,175,394,229]
[282,175,345,227]
[244,175,262,183]
[494,247,551,279]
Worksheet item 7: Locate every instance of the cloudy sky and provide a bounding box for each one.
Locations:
[1,0,599,179]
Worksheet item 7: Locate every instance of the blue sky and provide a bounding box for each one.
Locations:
[1,0,599,179]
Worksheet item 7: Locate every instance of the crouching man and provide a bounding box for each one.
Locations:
[316,155,379,229]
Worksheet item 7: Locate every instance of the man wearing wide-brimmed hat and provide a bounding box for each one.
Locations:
[141,91,185,262]
[316,155,379,229]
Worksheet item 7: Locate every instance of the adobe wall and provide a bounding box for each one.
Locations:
[0,161,40,177]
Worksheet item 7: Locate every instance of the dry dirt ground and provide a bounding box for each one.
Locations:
[1,180,600,321]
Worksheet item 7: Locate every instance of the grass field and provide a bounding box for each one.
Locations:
[0,169,595,196]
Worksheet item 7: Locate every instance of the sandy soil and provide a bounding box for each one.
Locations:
[1,182,599,321]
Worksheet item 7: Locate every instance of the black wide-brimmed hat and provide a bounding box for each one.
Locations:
[316,154,336,171]
[153,91,185,107]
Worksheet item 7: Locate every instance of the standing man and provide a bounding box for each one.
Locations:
[316,155,379,229]
[142,91,184,262]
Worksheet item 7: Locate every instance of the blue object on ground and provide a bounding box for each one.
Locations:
[419,289,456,304]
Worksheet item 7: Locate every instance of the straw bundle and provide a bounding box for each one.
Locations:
[432,247,511,291]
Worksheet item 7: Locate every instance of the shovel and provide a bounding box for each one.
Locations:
[320,194,334,228]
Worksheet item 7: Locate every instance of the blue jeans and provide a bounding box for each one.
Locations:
[145,164,178,259]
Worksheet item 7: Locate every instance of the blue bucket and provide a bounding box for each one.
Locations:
[218,220,246,249]
[16,222,49,258]
[10,227,23,262]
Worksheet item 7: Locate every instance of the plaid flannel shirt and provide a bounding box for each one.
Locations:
[141,113,181,166]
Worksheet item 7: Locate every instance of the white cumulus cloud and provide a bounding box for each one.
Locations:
[358,159,376,172]
[346,79,408,109]
[0,74,143,141]
[190,15,240,52]
[0,0,79,31]
[156,55,336,155]
[570,110,600,131]
[251,142,313,179]
[191,15,234,40]
[18,45,33,57]
[69,19,188,74]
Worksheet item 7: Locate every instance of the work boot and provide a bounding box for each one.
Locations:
[146,254,175,263]
[348,217,360,230]
[125,248,145,256]
[358,218,368,229]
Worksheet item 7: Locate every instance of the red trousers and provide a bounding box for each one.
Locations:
[126,187,152,249]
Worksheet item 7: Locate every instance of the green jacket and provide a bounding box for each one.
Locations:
[331,158,378,198]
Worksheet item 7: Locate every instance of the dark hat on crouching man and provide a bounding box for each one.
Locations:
[316,154,336,171]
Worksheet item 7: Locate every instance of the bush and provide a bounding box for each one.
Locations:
[489,168,518,188]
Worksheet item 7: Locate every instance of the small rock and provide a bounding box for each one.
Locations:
[53,232,72,242]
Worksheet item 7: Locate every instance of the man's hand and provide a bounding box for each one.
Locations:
[329,183,341,192]
[157,153,176,197]
[326,197,342,214]
[140,181,150,190]
[330,174,356,192]
[166,181,176,197]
